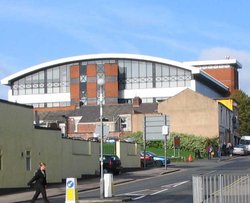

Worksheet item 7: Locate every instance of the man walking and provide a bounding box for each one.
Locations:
[27,162,49,203]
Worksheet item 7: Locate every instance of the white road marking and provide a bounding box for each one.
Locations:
[173,180,189,187]
[161,180,189,188]
[123,180,190,201]
[132,195,147,200]
[150,188,169,195]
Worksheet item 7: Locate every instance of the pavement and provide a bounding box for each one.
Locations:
[0,166,180,203]
[0,156,234,203]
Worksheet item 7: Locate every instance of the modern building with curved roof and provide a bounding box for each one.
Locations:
[1,53,241,110]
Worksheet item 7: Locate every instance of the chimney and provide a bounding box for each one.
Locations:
[133,96,142,107]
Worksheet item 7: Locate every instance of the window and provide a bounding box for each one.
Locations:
[26,150,31,171]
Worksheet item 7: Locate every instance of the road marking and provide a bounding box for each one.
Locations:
[161,180,189,188]
[150,188,169,195]
[132,195,147,200]
[129,180,189,201]
[173,180,189,187]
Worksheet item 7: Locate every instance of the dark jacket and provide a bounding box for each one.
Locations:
[28,169,47,187]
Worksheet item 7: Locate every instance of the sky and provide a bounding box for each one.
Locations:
[0,0,250,99]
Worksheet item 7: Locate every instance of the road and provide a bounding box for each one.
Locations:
[47,155,250,203]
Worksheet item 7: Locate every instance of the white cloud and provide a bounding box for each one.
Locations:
[199,47,250,95]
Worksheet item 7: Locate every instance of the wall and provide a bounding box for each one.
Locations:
[158,88,219,138]
[0,100,99,188]
[116,141,140,168]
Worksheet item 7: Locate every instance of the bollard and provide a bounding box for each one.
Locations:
[104,173,113,198]
[65,177,79,203]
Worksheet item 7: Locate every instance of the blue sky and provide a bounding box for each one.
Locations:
[1,0,250,99]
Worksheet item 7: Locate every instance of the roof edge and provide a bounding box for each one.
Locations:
[1,53,197,85]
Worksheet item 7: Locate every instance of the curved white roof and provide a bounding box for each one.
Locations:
[0,53,228,91]
[1,53,200,85]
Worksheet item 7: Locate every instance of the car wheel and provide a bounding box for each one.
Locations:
[155,160,162,167]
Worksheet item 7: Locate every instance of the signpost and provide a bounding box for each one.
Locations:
[65,177,78,203]
[143,115,170,170]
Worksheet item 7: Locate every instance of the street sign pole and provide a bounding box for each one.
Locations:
[143,116,146,169]
[164,135,167,170]
[162,125,169,170]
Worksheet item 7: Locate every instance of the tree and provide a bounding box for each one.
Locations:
[231,90,250,135]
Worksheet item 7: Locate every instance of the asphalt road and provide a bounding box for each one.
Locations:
[47,155,250,203]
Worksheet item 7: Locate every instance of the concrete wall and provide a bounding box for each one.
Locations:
[0,100,99,188]
[158,88,219,138]
[61,139,99,179]
[116,141,140,168]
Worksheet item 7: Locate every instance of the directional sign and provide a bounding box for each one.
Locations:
[144,115,169,141]
[67,180,74,188]
[95,123,109,138]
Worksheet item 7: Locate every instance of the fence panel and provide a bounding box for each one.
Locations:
[193,174,250,203]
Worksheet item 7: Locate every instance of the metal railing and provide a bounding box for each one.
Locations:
[193,174,250,203]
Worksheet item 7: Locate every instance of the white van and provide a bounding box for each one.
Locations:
[239,136,250,153]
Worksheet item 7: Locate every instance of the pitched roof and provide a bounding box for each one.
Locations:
[36,103,158,123]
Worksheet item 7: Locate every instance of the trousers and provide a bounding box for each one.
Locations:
[31,185,49,203]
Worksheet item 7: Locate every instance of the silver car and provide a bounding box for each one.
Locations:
[233,144,248,155]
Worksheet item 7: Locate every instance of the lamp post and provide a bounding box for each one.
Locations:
[97,78,105,199]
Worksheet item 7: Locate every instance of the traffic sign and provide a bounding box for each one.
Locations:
[144,115,169,141]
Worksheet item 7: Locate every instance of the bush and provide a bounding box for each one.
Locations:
[125,131,219,155]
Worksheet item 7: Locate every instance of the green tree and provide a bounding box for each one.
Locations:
[231,90,250,135]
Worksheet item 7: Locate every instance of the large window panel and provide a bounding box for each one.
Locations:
[139,61,146,77]
[132,61,139,78]
[125,60,132,78]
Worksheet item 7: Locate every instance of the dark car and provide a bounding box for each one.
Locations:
[100,154,122,175]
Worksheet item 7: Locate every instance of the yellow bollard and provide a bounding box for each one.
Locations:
[65,178,79,203]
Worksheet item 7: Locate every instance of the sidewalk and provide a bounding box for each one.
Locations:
[0,167,180,203]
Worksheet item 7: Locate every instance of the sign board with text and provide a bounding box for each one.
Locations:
[144,115,169,141]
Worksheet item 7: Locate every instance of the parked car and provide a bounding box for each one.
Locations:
[100,154,122,175]
[233,144,248,155]
[105,137,119,143]
[143,151,171,166]
[124,137,135,143]
[140,151,155,168]
[87,137,99,142]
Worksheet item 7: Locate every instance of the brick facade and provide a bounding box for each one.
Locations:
[203,66,239,93]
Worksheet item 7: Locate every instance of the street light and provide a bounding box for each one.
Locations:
[97,78,105,199]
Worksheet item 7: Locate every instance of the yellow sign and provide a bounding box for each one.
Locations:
[65,178,79,203]
[217,99,233,111]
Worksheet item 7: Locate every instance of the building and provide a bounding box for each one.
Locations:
[158,88,239,144]
[1,54,241,111]
[0,54,241,142]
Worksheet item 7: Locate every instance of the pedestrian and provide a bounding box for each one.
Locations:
[206,145,213,160]
[217,147,222,161]
[27,162,50,203]
[226,142,232,156]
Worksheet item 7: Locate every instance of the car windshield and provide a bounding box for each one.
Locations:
[240,139,250,145]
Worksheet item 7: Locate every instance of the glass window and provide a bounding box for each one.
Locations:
[53,67,60,82]
[155,64,162,77]
[132,61,139,78]
[26,88,32,94]
[147,62,153,77]
[32,73,39,83]
[125,60,132,78]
